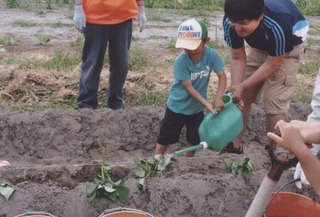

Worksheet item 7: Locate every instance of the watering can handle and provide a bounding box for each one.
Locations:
[211,92,235,116]
[211,108,218,116]
[226,91,234,97]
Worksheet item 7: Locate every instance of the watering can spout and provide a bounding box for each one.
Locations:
[175,142,208,156]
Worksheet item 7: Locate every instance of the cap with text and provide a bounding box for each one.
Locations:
[175,18,208,50]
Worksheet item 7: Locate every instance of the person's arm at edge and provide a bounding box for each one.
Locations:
[294,144,320,195]
[267,121,320,195]
[290,120,320,144]
[75,0,82,4]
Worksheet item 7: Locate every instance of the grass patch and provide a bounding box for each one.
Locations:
[292,82,314,103]
[167,39,176,49]
[6,0,20,8]
[48,21,68,28]
[69,36,84,52]
[125,89,169,107]
[0,57,23,65]
[12,20,37,27]
[21,49,80,71]
[0,36,20,46]
[34,33,51,46]
[129,47,151,71]
[298,60,320,75]
[8,100,78,111]
[147,8,171,22]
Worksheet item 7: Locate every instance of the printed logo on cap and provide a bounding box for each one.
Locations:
[177,19,202,40]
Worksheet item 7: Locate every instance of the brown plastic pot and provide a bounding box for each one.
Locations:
[263,192,320,217]
[98,207,154,217]
[14,212,56,217]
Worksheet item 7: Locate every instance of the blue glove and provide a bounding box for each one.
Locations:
[138,5,146,32]
[73,4,86,32]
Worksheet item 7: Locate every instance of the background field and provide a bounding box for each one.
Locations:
[0,1,320,217]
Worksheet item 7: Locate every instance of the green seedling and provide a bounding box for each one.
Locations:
[0,182,15,201]
[223,156,253,183]
[134,154,174,192]
[86,141,129,203]
[86,165,129,204]
[15,170,31,187]
[34,34,51,46]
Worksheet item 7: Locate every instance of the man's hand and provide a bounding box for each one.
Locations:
[228,84,244,104]
[73,4,86,32]
[138,5,146,32]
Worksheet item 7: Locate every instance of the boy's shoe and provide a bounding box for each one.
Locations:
[219,142,243,154]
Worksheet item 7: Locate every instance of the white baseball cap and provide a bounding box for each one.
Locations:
[175,18,208,50]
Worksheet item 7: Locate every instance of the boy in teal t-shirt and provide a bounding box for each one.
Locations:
[155,18,227,157]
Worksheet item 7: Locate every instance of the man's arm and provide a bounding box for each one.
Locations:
[240,55,284,91]
[230,47,246,86]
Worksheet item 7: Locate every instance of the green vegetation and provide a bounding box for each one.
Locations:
[21,49,80,71]
[6,0,20,8]
[0,182,15,201]
[293,0,320,16]
[86,165,129,203]
[1,2,319,109]
[134,154,174,191]
[86,142,129,203]
[0,36,20,46]
[298,58,320,75]
[129,46,151,71]
[145,0,224,11]
[69,35,84,52]
[126,89,169,107]
[34,33,51,46]
[3,0,320,16]
[12,20,37,27]
[223,157,253,183]
[147,8,171,22]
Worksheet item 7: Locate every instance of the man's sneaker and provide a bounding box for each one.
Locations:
[219,142,243,154]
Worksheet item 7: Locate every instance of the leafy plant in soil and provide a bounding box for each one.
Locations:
[134,154,174,192]
[86,141,129,203]
[0,182,15,201]
[223,156,253,183]
[86,165,129,204]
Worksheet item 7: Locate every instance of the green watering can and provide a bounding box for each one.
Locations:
[175,92,244,155]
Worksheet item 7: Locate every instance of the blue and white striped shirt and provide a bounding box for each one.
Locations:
[223,0,309,56]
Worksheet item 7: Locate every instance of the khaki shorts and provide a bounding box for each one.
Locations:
[243,43,305,115]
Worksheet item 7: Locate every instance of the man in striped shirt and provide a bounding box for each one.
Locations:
[222,0,309,154]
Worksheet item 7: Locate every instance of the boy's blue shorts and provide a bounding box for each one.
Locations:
[157,107,204,146]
